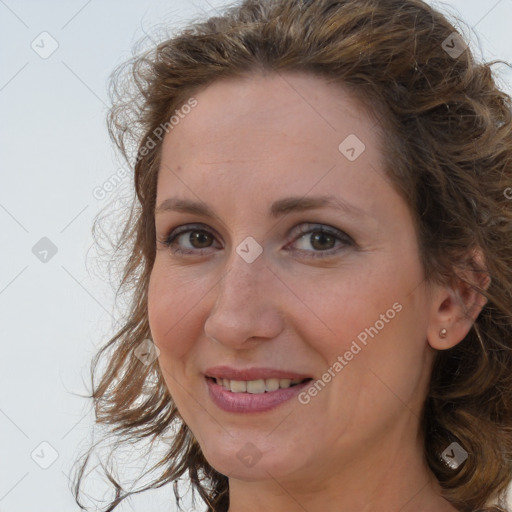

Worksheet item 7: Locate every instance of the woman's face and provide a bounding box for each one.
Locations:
[148,72,437,483]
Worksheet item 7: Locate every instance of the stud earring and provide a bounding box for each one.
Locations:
[439,328,448,339]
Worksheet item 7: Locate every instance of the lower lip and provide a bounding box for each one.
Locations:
[206,377,312,413]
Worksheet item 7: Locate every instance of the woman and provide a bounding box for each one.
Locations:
[73,0,512,511]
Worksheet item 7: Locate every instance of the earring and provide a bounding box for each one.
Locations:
[439,328,448,339]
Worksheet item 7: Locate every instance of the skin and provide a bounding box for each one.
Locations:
[148,71,487,512]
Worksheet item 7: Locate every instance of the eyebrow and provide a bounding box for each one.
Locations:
[155,195,368,220]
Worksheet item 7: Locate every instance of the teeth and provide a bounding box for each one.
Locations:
[265,378,280,391]
[246,379,266,394]
[214,377,304,393]
[280,378,291,388]
[230,380,247,393]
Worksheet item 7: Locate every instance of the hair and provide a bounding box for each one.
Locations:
[72,0,512,511]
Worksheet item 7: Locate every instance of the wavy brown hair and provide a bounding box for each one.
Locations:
[72,0,512,511]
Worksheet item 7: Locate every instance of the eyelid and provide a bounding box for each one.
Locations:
[284,223,355,257]
[158,221,354,257]
[158,222,221,250]
[289,223,354,244]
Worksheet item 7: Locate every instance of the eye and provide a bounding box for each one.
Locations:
[158,222,354,259]
[286,223,354,258]
[159,223,220,255]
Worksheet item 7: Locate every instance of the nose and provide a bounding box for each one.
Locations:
[204,250,285,349]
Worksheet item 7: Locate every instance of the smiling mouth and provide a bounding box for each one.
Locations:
[206,376,312,394]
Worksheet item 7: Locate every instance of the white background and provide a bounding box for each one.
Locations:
[1,1,511,511]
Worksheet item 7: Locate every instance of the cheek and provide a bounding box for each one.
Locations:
[298,255,428,388]
[147,265,209,418]
[147,262,206,360]
[294,265,399,352]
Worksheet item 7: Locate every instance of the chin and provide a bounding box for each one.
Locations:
[199,434,307,481]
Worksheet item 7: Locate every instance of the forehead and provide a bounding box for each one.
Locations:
[155,72,418,252]
[158,72,386,190]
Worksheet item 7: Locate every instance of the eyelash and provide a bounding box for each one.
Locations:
[158,222,355,259]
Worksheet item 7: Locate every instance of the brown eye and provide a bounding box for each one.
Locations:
[188,230,213,248]
[309,231,337,251]
[162,224,221,255]
[288,223,354,259]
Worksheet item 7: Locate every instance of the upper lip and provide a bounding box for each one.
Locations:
[205,366,312,381]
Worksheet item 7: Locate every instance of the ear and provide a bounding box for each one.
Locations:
[427,248,491,350]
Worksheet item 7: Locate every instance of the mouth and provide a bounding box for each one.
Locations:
[204,367,314,413]
[205,376,312,394]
